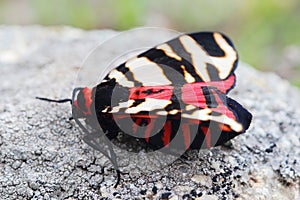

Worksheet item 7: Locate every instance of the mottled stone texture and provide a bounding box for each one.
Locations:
[0,26,299,199]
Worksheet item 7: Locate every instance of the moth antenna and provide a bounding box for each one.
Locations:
[36,97,72,104]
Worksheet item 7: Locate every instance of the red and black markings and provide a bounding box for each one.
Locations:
[71,31,251,151]
[73,87,93,116]
[38,32,252,187]
[78,81,243,151]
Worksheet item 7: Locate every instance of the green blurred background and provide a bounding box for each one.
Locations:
[1,0,299,87]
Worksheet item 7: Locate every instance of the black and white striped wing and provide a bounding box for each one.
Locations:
[104,32,238,90]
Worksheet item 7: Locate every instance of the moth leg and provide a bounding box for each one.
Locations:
[83,132,121,188]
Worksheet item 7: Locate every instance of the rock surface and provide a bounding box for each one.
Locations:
[0,26,299,199]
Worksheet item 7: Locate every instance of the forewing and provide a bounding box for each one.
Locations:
[105,32,238,93]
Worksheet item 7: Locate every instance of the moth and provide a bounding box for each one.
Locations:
[37,32,252,187]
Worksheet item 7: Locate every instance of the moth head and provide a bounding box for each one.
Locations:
[72,87,94,119]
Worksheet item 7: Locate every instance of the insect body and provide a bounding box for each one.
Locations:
[38,32,252,187]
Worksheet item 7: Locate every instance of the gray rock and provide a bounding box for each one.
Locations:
[0,25,299,199]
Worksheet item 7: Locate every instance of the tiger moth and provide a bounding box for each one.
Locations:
[37,32,252,187]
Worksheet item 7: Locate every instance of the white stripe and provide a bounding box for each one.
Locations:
[156,43,182,61]
[179,34,237,81]
[210,33,237,79]
[125,99,172,114]
[179,35,210,81]
[182,108,243,132]
[156,110,168,115]
[102,106,110,113]
[108,70,134,88]
[156,109,179,116]
[186,105,197,111]
[181,65,196,83]
[182,108,212,120]
[109,100,135,113]
[125,57,172,86]
[169,109,179,115]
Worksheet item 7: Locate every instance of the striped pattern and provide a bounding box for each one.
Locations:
[77,32,252,151]
[107,32,238,88]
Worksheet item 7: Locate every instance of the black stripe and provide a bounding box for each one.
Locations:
[227,97,252,131]
[165,93,181,112]
[132,117,149,127]
[138,49,187,85]
[129,99,145,108]
[104,75,110,81]
[188,32,226,57]
[116,63,142,87]
[168,38,192,65]
[206,63,221,81]
[168,38,203,82]
[201,86,218,108]
[210,110,222,116]
[213,88,227,105]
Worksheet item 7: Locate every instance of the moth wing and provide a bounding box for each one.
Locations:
[108,90,251,135]
[105,32,238,93]
[107,95,251,149]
